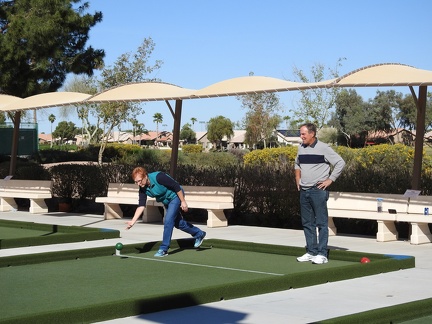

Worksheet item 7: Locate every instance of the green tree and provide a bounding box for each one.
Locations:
[129,118,146,145]
[238,73,282,148]
[368,90,402,132]
[180,123,196,144]
[331,89,371,147]
[52,121,77,144]
[62,75,100,145]
[135,123,148,146]
[153,112,163,143]
[398,93,418,131]
[290,58,345,129]
[190,117,197,130]
[95,37,163,163]
[48,114,56,148]
[207,115,234,150]
[0,0,104,174]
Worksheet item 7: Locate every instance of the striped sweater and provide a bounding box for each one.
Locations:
[295,139,345,188]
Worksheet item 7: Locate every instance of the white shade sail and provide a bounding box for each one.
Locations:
[0,92,92,111]
[1,63,432,110]
[87,82,197,103]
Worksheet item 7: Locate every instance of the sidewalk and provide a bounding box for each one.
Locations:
[1,211,432,323]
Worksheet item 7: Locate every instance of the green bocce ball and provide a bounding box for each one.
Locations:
[115,242,124,251]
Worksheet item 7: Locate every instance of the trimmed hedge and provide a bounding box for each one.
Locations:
[1,144,432,236]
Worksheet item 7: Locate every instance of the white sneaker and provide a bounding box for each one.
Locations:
[297,253,315,262]
[312,255,328,264]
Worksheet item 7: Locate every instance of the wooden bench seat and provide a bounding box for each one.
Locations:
[328,192,432,244]
[0,179,52,213]
[95,183,235,228]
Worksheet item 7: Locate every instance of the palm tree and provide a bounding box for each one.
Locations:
[191,117,197,130]
[48,114,56,148]
[153,112,163,144]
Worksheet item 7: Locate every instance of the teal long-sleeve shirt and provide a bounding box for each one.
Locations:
[138,172,181,206]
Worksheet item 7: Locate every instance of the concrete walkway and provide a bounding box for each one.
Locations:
[1,211,431,323]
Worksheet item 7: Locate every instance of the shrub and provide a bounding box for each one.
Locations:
[0,160,50,180]
[6,143,432,236]
[105,143,142,158]
[183,152,239,167]
[48,163,106,200]
[333,144,418,194]
[243,146,298,166]
[182,144,202,154]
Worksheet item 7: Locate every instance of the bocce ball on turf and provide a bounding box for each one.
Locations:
[360,257,370,263]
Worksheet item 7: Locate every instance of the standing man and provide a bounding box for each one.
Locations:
[295,123,345,264]
[126,167,206,257]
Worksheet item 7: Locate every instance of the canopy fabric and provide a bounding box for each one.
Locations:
[190,76,314,98]
[1,63,431,110]
[0,92,92,111]
[330,63,432,87]
[87,82,197,103]
[0,95,23,109]
[1,62,431,189]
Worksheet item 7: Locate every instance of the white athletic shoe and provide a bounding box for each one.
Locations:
[312,255,328,264]
[296,253,315,262]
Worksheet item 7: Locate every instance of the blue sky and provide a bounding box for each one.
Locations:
[38,0,432,134]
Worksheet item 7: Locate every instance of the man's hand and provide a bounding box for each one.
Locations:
[317,179,333,190]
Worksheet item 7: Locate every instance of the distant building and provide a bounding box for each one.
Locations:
[107,131,134,144]
[367,128,415,145]
[38,133,52,144]
[196,129,301,150]
[275,129,301,146]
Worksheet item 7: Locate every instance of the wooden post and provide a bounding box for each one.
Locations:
[411,86,427,190]
[9,111,21,176]
[169,100,182,178]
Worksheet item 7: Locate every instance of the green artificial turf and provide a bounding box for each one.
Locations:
[321,297,432,323]
[0,219,120,249]
[0,239,415,324]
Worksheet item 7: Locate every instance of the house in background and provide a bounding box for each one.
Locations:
[195,131,211,150]
[155,131,173,148]
[195,130,248,151]
[38,133,52,145]
[39,129,302,149]
[226,130,248,149]
[134,131,173,148]
[275,129,301,146]
[366,128,415,146]
[107,131,134,144]
[196,129,301,151]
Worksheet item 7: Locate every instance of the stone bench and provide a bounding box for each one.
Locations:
[95,183,163,222]
[181,185,234,228]
[0,179,52,213]
[328,192,432,244]
[96,183,234,228]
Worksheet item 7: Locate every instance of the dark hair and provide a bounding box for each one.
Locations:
[300,123,317,136]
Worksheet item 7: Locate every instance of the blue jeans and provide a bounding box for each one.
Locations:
[159,194,203,251]
[299,187,329,257]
